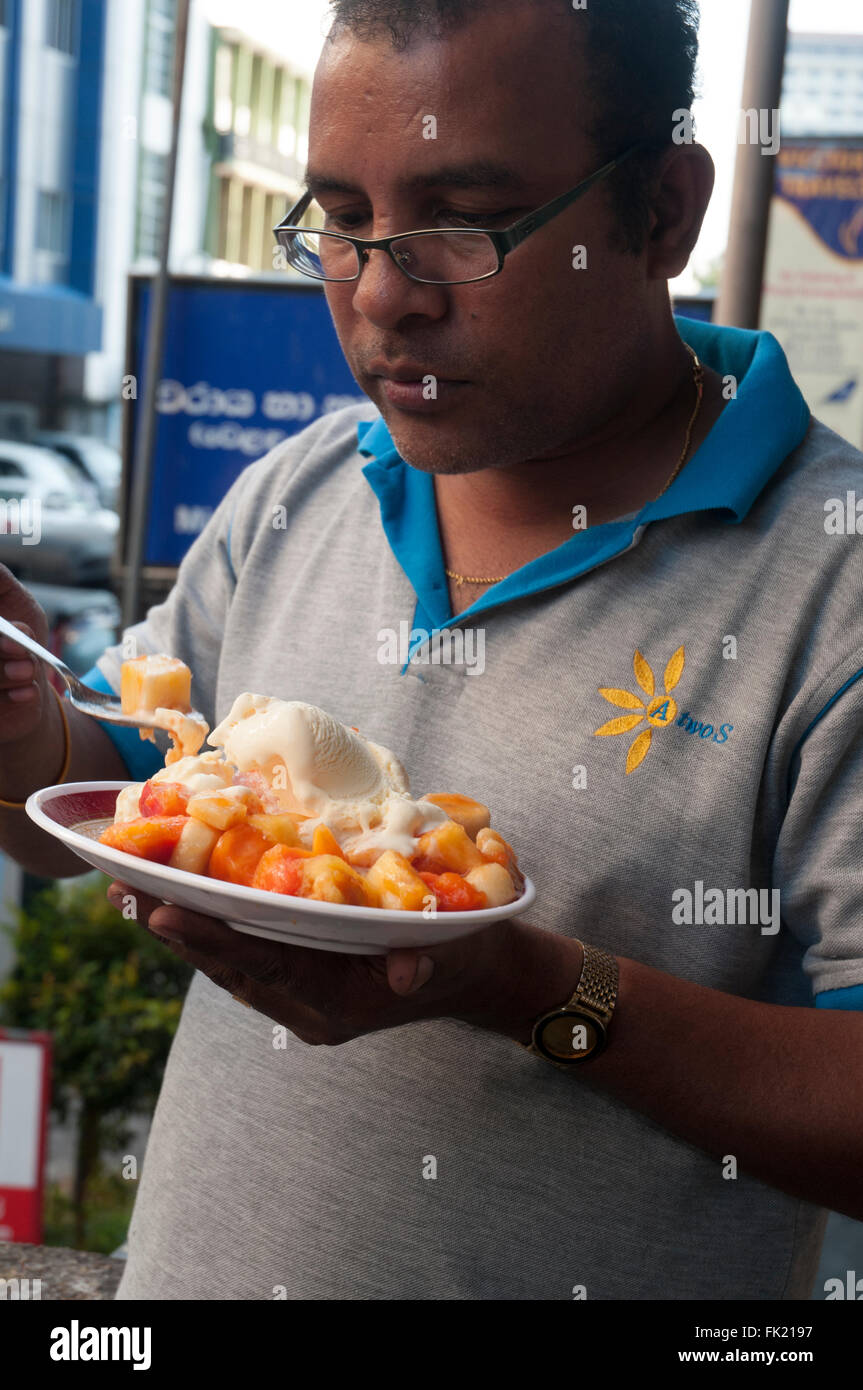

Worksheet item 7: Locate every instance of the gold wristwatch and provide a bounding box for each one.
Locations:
[520,941,619,1068]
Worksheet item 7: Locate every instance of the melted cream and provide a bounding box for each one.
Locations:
[207,694,446,855]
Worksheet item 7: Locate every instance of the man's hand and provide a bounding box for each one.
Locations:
[106,880,582,1045]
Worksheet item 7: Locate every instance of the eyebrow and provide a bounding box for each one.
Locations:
[304,161,529,197]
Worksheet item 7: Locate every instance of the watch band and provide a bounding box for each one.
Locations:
[520,941,618,1068]
[571,941,618,1027]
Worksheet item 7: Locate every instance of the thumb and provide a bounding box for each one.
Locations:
[386,949,435,996]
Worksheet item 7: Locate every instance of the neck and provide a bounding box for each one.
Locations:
[433,326,729,615]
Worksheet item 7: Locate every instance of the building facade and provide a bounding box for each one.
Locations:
[0,0,314,444]
[205,27,311,273]
[781,32,863,138]
[0,0,105,437]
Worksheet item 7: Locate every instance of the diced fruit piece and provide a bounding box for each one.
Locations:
[299,855,377,907]
[476,827,525,889]
[312,824,345,859]
[168,818,221,875]
[100,815,188,864]
[464,862,518,908]
[208,824,276,887]
[121,654,191,716]
[252,844,310,896]
[186,786,260,830]
[415,820,485,875]
[422,793,490,840]
[139,779,190,817]
[233,770,284,812]
[419,871,487,911]
[365,850,432,911]
[247,812,305,846]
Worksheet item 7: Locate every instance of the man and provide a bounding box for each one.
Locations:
[1,0,862,1300]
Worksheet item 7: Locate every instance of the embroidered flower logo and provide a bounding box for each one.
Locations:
[594,647,685,774]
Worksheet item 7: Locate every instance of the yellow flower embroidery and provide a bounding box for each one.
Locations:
[594,647,685,773]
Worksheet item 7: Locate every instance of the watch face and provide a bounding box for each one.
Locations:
[535,1010,606,1063]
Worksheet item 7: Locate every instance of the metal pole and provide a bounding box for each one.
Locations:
[121,0,191,630]
[714,0,790,329]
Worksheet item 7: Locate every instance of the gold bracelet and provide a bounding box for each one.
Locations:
[0,683,72,809]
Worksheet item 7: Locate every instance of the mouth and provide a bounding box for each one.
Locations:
[367,363,471,413]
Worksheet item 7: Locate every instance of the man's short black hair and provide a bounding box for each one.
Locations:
[325,0,701,255]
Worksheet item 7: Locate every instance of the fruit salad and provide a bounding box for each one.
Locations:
[99,658,524,913]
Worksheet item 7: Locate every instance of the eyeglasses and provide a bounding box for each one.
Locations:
[272,143,646,286]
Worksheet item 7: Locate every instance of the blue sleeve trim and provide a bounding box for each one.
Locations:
[786,663,863,804]
[73,665,164,783]
[815,983,863,1011]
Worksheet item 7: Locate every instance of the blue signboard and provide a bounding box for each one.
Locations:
[129,279,366,568]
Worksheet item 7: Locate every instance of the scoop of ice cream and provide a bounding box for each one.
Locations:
[207,696,406,809]
[206,694,446,855]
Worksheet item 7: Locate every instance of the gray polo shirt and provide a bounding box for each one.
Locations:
[87,317,863,1299]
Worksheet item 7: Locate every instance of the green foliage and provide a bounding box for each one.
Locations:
[44,1171,136,1255]
[0,872,192,1122]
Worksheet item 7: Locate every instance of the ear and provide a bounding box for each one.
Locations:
[645,143,716,282]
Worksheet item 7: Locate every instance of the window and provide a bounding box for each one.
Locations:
[277,73,298,157]
[144,0,176,98]
[214,44,234,133]
[36,190,70,254]
[233,47,252,136]
[249,54,263,140]
[45,0,78,55]
[257,59,275,145]
[136,150,168,258]
[0,0,8,29]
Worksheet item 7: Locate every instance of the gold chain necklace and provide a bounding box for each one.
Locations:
[445,345,705,590]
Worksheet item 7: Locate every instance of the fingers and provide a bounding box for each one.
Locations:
[148,901,309,994]
[386,949,436,995]
[0,623,38,698]
[106,879,306,993]
[105,884,220,939]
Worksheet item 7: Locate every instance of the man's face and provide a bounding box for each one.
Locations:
[309,3,653,474]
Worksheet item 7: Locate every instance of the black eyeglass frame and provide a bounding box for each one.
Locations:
[272,141,650,285]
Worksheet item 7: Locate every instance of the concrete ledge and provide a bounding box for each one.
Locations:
[0,1242,122,1300]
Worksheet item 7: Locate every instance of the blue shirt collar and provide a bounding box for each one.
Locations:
[358,318,811,632]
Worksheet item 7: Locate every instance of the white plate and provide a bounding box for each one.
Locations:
[26,782,536,954]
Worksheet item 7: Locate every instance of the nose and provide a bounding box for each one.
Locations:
[349,246,448,329]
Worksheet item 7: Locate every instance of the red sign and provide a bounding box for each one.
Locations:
[0,1030,52,1245]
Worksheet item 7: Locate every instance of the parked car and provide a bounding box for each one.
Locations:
[0,442,120,586]
[33,432,122,511]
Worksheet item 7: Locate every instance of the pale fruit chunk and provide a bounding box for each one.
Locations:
[365,850,433,911]
[300,855,377,908]
[114,782,146,824]
[247,812,305,846]
[415,820,485,875]
[121,655,191,717]
[120,654,208,762]
[186,785,259,831]
[168,818,221,874]
[422,793,490,840]
[465,861,519,908]
[476,826,525,890]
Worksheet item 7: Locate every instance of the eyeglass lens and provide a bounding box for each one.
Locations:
[286,228,499,284]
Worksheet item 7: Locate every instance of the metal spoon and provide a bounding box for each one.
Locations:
[0,613,206,732]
